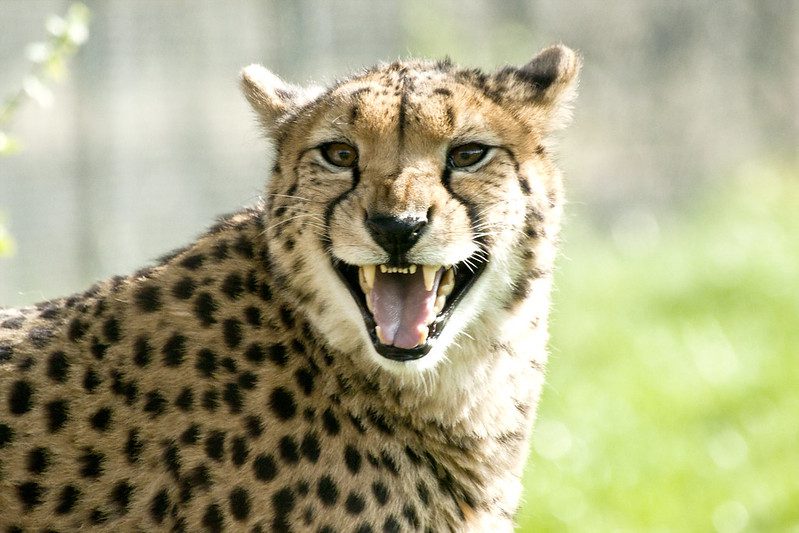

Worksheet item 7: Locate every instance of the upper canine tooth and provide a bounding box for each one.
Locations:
[422,265,439,292]
[362,265,375,289]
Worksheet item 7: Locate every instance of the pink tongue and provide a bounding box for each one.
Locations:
[370,268,441,349]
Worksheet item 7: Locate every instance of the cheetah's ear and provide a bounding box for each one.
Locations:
[500,44,582,131]
[240,64,323,135]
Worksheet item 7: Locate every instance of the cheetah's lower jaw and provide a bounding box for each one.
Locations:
[358,265,455,349]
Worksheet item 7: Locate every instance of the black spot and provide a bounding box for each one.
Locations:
[90,337,108,359]
[223,318,243,349]
[279,435,300,464]
[243,343,265,364]
[83,367,101,392]
[355,525,374,533]
[9,379,34,415]
[195,348,218,377]
[0,343,11,363]
[0,423,14,448]
[345,492,366,515]
[238,371,257,389]
[46,350,70,383]
[203,502,225,532]
[433,87,452,96]
[55,484,81,514]
[221,382,242,413]
[144,390,168,417]
[372,481,389,506]
[111,480,134,513]
[344,446,362,474]
[194,291,219,326]
[172,276,196,299]
[317,476,339,506]
[322,408,340,436]
[17,356,34,371]
[89,407,113,431]
[203,388,220,411]
[163,333,187,367]
[157,444,179,482]
[28,326,54,348]
[134,284,162,312]
[180,253,205,270]
[349,414,367,434]
[367,408,394,435]
[39,305,61,320]
[67,317,88,342]
[150,488,170,523]
[134,336,153,367]
[205,430,225,461]
[300,432,321,463]
[1,316,24,329]
[103,317,121,343]
[26,446,50,474]
[403,504,420,529]
[269,387,297,421]
[297,480,310,496]
[295,368,315,396]
[79,448,105,478]
[181,423,201,445]
[279,306,294,329]
[220,356,237,373]
[231,435,249,466]
[229,487,251,520]
[245,415,264,438]
[383,516,401,533]
[212,240,229,260]
[272,487,295,516]
[417,481,430,505]
[221,273,244,300]
[17,481,44,509]
[175,387,195,411]
[259,281,272,301]
[233,235,254,258]
[381,451,399,476]
[90,507,109,524]
[110,370,139,405]
[253,453,278,481]
[404,445,422,465]
[367,453,381,469]
[126,429,144,463]
[303,407,316,422]
[45,399,69,432]
[268,344,288,366]
[244,306,262,327]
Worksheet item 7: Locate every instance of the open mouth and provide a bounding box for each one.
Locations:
[333,256,488,361]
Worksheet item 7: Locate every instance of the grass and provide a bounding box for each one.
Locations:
[516,164,799,532]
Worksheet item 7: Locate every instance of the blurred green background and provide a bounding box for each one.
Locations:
[1,1,797,531]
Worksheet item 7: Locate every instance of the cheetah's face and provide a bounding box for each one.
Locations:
[242,47,580,370]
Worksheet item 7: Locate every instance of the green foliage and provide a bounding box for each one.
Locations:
[516,165,799,532]
[0,3,90,256]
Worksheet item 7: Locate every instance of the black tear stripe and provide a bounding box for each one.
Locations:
[322,166,361,247]
[440,167,484,247]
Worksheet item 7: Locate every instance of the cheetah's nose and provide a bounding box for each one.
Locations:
[366,214,427,258]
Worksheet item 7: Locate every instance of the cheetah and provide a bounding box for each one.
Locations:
[0,44,580,531]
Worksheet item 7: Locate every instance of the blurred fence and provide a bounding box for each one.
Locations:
[1,0,796,306]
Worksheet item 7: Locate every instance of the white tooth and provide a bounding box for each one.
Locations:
[439,268,455,296]
[409,264,417,274]
[417,325,429,346]
[380,264,388,273]
[366,292,374,313]
[362,265,375,289]
[434,295,446,314]
[422,265,439,292]
[375,326,388,344]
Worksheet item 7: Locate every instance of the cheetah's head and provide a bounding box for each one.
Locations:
[241,46,580,373]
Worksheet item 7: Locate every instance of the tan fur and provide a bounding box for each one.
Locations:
[0,45,580,531]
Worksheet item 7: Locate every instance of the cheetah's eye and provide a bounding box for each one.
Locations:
[447,143,489,169]
[320,142,358,168]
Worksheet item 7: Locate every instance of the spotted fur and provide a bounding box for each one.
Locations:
[0,45,580,531]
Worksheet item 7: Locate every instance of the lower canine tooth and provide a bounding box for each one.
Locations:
[375,326,388,344]
[417,326,428,346]
[434,295,446,314]
[366,292,374,313]
[439,268,455,296]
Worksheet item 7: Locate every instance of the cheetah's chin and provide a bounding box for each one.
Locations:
[333,255,488,362]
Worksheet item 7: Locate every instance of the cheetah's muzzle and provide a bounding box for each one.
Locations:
[335,255,488,361]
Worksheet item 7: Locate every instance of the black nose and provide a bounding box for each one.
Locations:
[366,214,427,257]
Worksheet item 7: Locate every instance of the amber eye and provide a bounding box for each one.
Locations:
[321,142,358,168]
[447,143,489,169]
